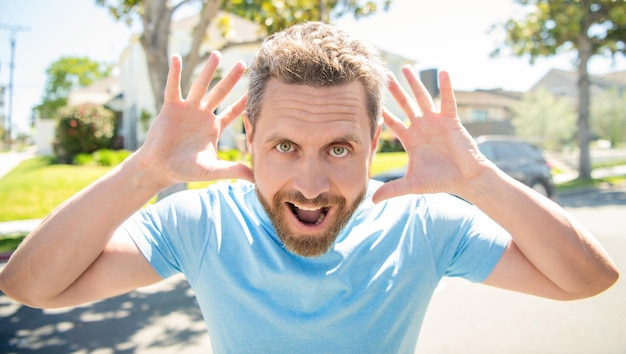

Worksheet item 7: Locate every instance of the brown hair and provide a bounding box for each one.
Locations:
[246,22,387,138]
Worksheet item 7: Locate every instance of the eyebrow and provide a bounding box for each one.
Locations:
[264,132,364,146]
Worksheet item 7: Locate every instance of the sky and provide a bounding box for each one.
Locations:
[1,0,625,136]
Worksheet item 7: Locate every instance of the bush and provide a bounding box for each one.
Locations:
[378,137,405,152]
[54,104,117,163]
[93,149,132,166]
[73,149,132,166]
[73,153,95,166]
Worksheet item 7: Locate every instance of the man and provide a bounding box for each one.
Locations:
[0,22,618,353]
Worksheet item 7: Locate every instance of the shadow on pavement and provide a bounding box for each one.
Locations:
[556,185,626,208]
[0,275,208,353]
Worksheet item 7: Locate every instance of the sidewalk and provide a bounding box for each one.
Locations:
[0,148,37,179]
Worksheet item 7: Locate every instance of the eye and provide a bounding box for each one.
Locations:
[330,146,348,157]
[276,142,294,153]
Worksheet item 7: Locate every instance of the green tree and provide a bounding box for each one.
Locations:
[493,0,626,179]
[96,0,391,198]
[222,0,391,33]
[591,88,626,147]
[35,57,112,119]
[512,87,577,151]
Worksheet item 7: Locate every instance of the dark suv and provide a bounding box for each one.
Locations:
[475,135,554,197]
[372,135,555,198]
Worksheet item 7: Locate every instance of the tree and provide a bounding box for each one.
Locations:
[35,57,112,119]
[96,0,391,118]
[493,0,626,180]
[222,0,391,33]
[96,0,391,198]
[512,87,577,151]
[591,88,626,147]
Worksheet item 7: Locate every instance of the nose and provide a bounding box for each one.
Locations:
[292,154,330,200]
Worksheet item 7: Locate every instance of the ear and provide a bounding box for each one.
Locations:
[371,119,383,153]
[243,112,253,152]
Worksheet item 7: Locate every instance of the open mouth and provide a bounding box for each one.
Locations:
[288,202,329,225]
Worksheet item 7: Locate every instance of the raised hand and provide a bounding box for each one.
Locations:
[136,51,254,188]
[372,66,490,203]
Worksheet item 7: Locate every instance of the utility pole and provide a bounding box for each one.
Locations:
[0,23,29,150]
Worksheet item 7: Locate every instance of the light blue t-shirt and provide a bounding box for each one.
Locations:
[122,180,510,353]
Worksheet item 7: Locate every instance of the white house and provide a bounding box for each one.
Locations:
[531,68,626,103]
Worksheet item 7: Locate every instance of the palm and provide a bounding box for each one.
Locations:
[137,52,253,186]
[373,67,487,203]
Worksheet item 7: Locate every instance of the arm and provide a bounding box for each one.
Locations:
[0,52,253,308]
[373,66,619,300]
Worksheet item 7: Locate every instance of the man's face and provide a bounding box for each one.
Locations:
[246,79,380,257]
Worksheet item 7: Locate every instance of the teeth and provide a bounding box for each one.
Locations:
[315,214,325,225]
[293,204,321,211]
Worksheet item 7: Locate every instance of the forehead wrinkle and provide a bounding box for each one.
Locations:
[263,79,368,117]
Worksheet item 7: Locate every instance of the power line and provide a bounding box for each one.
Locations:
[0,23,30,150]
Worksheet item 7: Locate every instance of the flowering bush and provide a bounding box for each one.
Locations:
[54,104,117,163]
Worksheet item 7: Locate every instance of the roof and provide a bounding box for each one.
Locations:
[454,89,523,107]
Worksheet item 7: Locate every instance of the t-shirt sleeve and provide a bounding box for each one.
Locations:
[425,194,511,283]
[118,189,213,280]
[119,205,181,279]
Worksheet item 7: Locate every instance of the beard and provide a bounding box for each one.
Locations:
[256,187,366,258]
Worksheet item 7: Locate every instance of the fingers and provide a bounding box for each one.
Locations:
[218,94,248,132]
[164,55,183,103]
[208,161,255,183]
[438,71,458,117]
[387,72,420,119]
[401,65,435,113]
[371,178,408,204]
[203,60,247,111]
[382,108,407,137]
[186,51,221,104]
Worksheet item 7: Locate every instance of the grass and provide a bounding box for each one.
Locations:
[556,175,626,192]
[0,233,24,253]
[0,156,111,222]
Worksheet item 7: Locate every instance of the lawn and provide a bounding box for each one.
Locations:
[0,152,410,222]
[0,157,111,222]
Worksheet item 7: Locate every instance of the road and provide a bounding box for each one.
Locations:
[416,185,626,354]
[1,186,625,354]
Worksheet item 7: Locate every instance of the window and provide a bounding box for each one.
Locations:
[470,110,488,122]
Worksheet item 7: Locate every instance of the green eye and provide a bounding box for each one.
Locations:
[330,146,348,157]
[276,142,293,153]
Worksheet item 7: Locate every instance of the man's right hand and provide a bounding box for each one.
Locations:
[136,51,253,190]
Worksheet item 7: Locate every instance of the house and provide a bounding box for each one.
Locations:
[530,68,626,103]
[455,88,523,137]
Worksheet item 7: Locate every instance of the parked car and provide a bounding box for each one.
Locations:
[372,135,555,198]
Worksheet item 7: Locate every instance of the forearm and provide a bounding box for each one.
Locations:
[0,152,167,304]
[460,166,619,298]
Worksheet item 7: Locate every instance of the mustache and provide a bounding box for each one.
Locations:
[273,190,345,207]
